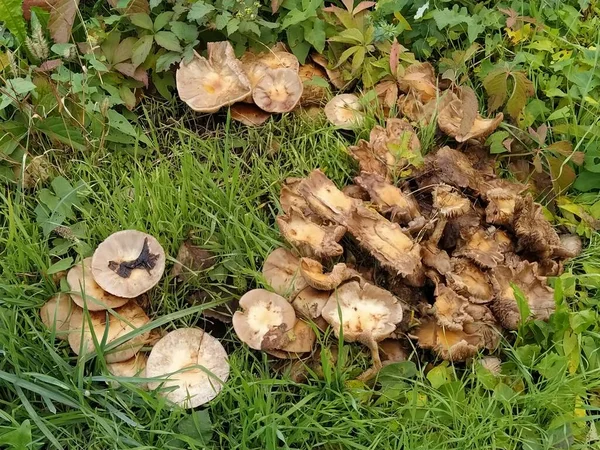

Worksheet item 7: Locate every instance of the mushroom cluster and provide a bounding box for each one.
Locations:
[176,41,331,126]
[40,230,229,408]
[231,122,581,375]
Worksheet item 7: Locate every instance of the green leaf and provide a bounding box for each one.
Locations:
[486,131,510,154]
[281,8,313,29]
[153,11,173,31]
[0,420,32,449]
[351,47,366,74]
[335,46,360,68]
[427,363,451,388]
[171,21,199,42]
[483,68,508,112]
[547,106,571,121]
[506,71,534,120]
[214,12,232,30]
[329,28,364,45]
[149,0,161,7]
[0,0,27,44]
[131,35,154,67]
[188,2,215,22]
[304,18,326,53]
[130,13,154,30]
[226,18,240,35]
[35,117,86,151]
[5,78,37,96]
[573,170,600,192]
[155,52,181,72]
[47,257,74,275]
[512,284,532,326]
[177,410,213,444]
[51,43,76,58]
[154,31,182,52]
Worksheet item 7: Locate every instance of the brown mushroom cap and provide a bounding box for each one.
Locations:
[454,227,512,269]
[398,62,437,102]
[446,258,495,304]
[67,258,129,311]
[299,258,358,291]
[275,319,317,355]
[145,328,229,409]
[176,42,251,113]
[40,293,80,340]
[298,62,328,105]
[433,285,496,331]
[292,286,330,320]
[241,49,299,88]
[321,281,403,343]
[252,68,303,113]
[230,103,271,126]
[68,301,150,363]
[513,195,561,259]
[262,248,308,299]
[91,230,166,299]
[432,185,471,218]
[106,352,148,389]
[324,94,365,129]
[232,289,297,350]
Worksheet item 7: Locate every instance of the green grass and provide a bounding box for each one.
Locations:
[1,110,600,449]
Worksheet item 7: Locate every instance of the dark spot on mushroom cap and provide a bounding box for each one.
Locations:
[109,237,159,278]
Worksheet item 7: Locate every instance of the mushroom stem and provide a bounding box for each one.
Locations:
[109,238,159,278]
[428,217,447,246]
[357,335,383,382]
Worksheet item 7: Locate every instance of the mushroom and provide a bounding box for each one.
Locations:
[106,352,148,389]
[298,62,329,105]
[265,320,317,357]
[311,53,346,90]
[299,258,358,290]
[378,339,408,364]
[432,284,496,331]
[422,146,480,192]
[490,261,555,330]
[513,195,561,259]
[421,242,452,275]
[145,328,229,409]
[241,48,299,88]
[321,281,403,379]
[348,139,392,179]
[397,62,437,102]
[484,188,519,227]
[429,184,471,245]
[40,293,80,340]
[262,248,308,299]
[453,227,512,269]
[170,240,216,282]
[292,286,330,321]
[555,234,583,258]
[176,41,251,113]
[324,94,365,129]
[91,230,166,298]
[230,103,271,126]
[276,208,346,258]
[68,301,151,363]
[67,258,129,311]
[232,289,297,350]
[446,258,495,304]
[479,356,502,376]
[280,177,315,218]
[252,68,303,113]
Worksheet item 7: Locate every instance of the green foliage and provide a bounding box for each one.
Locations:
[0,0,27,44]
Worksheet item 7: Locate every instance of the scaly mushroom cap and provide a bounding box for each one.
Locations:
[241,49,299,88]
[252,68,303,113]
[491,261,555,330]
[106,352,148,389]
[262,248,307,299]
[322,281,403,343]
[446,258,495,304]
[324,94,365,129]
[230,103,271,126]
[176,42,251,112]
[454,227,512,269]
[398,62,437,102]
[484,188,518,227]
[299,258,358,291]
[513,195,561,259]
[298,62,328,105]
[40,293,80,340]
[92,230,166,298]
[146,328,229,409]
[232,289,297,350]
[433,285,496,331]
[276,208,346,258]
[68,301,150,363]
[292,287,330,320]
[432,185,471,218]
[67,258,129,311]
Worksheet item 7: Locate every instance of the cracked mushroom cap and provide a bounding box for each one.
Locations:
[262,248,308,299]
[230,103,271,126]
[454,227,512,269]
[67,258,129,311]
[324,94,365,129]
[40,293,80,340]
[252,68,303,113]
[106,352,148,389]
[146,328,229,409]
[446,258,495,304]
[299,258,358,291]
[322,281,403,343]
[91,230,166,299]
[432,185,471,218]
[398,62,437,102]
[233,289,297,350]
[491,261,555,330]
[433,285,496,331]
[176,42,251,113]
[68,301,150,363]
[292,286,330,320]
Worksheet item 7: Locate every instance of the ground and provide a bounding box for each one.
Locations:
[0,108,598,450]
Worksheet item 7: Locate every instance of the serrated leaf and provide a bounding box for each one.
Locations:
[171,21,199,42]
[0,0,28,44]
[153,11,173,31]
[188,2,215,22]
[483,68,508,112]
[154,31,182,52]
[507,71,534,120]
[155,52,181,72]
[130,13,153,30]
[131,35,154,67]
[48,0,80,44]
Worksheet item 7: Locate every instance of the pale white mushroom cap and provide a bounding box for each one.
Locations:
[145,328,230,409]
[324,94,365,129]
[91,230,166,298]
[252,68,303,113]
[67,258,129,311]
[40,293,80,340]
[232,289,297,350]
[107,352,148,389]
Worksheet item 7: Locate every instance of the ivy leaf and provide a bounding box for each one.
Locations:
[483,68,508,112]
[304,18,326,53]
[154,31,182,52]
[188,2,215,22]
[130,13,154,30]
[171,21,199,42]
[131,35,154,67]
[507,71,534,120]
[48,0,80,44]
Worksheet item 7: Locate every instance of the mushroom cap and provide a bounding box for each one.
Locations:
[68,301,150,363]
[232,289,297,350]
[321,281,403,343]
[241,49,299,88]
[67,258,129,311]
[454,227,511,269]
[176,42,251,113]
[298,62,328,105]
[40,293,80,340]
[556,234,583,259]
[262,248,308,299]
[446,258,495,304]
[324,94,364,129]
[106,352,148,389]
[484,189,518,227]
[92,230,166,298]
[230,103,271,126]
[398,62,437,102]
[432,185,471,218]
[299,258,358,291]
[146,328,229,409]
[252,68,303,113]
[379,339,408,363]
[292,286,330,320]
[513,195,561,259]
[276,319,317,354]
